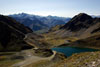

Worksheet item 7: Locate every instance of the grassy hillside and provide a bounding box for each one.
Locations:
[66,33,100,49]
[53,51,100,67]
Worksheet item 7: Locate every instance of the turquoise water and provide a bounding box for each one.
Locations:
[52,47,98,57]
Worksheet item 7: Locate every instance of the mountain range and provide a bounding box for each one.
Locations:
[1,13,99,51]
[9,13,71,32]
[0,13,100,67]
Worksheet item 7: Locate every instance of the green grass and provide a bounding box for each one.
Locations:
[0,59,21,67]
[66,34,100,49]
[0,52,22,67]
[0,52,16,56]
[39,34,78,47]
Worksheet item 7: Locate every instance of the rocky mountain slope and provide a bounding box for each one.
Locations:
[49,13,100,38]
[0,15,33,51]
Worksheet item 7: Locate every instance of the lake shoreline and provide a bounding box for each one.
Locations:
[52,46,99,57]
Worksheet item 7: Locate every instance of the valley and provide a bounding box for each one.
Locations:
[0,13,100,67]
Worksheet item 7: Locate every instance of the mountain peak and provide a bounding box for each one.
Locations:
[69,13,93,23]
[18,13,31,17]
[61,13,93,32]
[78,13,88,16]
[76,13,92,20]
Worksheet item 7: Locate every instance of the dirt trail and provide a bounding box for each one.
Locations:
[12,51,56,67]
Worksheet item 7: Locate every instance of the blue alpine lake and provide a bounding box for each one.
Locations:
[52,47,98,57]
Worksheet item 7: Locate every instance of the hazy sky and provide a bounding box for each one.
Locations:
[0,0,100,17]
